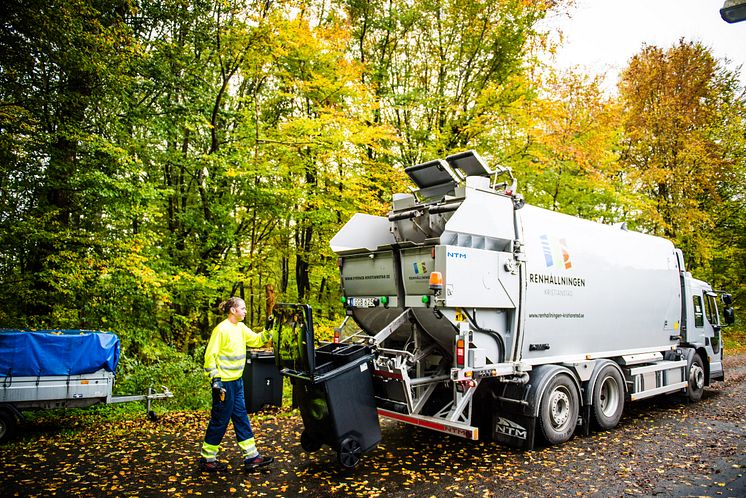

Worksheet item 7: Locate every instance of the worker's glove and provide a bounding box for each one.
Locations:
[264,315,274,331]
[259,330,271,344]
[211,377,225,401]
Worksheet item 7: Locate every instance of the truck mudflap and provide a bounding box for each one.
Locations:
[477,365,581,450]
[377,408,479,440]
[490,412,537,450]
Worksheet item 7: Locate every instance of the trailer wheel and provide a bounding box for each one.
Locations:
[300,430,322,453]
[687,354,705,402]
[337,436,362,469]
[0,408,17,444]
[539,374,579,445]
[591,365,625,430]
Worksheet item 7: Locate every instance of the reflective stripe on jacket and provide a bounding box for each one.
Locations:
[203,319,268,381]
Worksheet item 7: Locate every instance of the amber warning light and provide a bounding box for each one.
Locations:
[429,271,444,292]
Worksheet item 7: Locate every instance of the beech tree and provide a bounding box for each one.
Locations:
[512,71,631,222]
[618,40,746,282]
[344,0,563,165]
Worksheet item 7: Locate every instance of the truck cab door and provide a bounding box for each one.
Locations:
[701,291,724,381]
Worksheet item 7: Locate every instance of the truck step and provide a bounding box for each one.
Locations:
[624,359,688,401]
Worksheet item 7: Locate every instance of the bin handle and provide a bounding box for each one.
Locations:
[230,282,244,299]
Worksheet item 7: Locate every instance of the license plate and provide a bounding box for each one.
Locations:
[349,297,376,308]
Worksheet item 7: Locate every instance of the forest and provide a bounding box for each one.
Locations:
[1,0,744,403]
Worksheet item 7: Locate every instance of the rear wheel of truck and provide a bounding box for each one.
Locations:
[0,407,18,444]
[591,365,625,430]
[539,374,579,445]
[687,353,705,402]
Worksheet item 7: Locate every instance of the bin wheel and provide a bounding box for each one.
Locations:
[300,431,322,453]
[147,410,158,422]
[0,408,18,444]
[337,436,363,469]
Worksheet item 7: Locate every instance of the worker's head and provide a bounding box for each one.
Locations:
[219,297,246,322]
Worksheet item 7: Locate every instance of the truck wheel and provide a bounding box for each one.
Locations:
[337,436,362,469]
[300,430,322,453]
[539,374,579,445]
[0,408,17,444]
[591,365,625,430]
[687,354,705,402]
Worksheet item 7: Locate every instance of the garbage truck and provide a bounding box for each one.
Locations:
[328,150,735,449]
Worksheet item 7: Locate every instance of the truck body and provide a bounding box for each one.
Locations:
[330,151,733,448]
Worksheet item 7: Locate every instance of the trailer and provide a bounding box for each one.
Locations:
[326,150,735,449]
[0,329,172,443]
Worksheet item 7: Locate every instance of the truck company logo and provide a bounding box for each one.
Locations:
[540,234,572,270]
[447,251,467,259]
[412,262,428,274]
[495,417,527,440]
[529,273,586,287]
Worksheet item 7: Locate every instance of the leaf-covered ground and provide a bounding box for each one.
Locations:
[2,352,745,497]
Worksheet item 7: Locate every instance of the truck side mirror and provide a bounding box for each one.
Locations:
[722,293,733,306]
[724,307,735,325]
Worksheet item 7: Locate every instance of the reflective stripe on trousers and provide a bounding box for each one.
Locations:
[201,378,257,460]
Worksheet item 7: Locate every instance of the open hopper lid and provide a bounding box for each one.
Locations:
[404,159,461,199]
[445,150,493,178]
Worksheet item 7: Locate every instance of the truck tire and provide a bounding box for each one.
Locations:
[538,373,579,445]
[0,408,18,444]
[687,353,705,402]
[591,365,625,430]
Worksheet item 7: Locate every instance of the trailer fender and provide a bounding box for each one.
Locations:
[525,365,582,418]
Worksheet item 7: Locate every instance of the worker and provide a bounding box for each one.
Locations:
[199,296,274,472]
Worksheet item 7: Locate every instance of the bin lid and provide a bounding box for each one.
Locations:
[248,350,274,359]
[271,304,315,374]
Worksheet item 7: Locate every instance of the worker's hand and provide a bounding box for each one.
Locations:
[264,315,274,331]
[265,331,274,347]
[211,377,225,401]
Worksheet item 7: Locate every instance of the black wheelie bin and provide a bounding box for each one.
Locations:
[272,303,381,468]
[242,351,283,413]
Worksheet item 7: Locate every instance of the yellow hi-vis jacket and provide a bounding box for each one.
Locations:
[204,319,269,381]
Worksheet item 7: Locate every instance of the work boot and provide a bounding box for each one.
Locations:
[244,455,274,471]
[199,457,228,473]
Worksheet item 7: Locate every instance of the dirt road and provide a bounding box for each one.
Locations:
[2,352,744,497]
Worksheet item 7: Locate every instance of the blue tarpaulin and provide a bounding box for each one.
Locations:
[0,330,120,377]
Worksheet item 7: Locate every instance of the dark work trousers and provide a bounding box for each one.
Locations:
[201,378,257,460]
